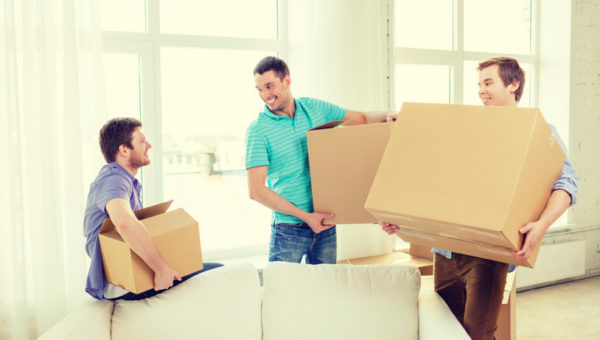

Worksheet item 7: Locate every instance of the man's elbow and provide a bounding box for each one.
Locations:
[114,220,136,236]
[354,113,368,124]
[248,186,262,201]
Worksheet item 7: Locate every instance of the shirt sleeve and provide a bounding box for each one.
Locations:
[549,125,580,205]
[245,123,269,169]
[96,174,132,214]
[311,98,346,122]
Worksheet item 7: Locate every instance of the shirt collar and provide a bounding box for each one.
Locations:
[261,99,298,121]
[108,162,141,189]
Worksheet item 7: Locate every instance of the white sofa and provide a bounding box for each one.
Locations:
[39,262,469,340]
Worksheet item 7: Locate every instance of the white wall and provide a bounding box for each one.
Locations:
[567,0,600,275]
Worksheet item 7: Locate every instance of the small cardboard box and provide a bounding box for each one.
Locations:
[98,200,203,293]
[338,251,433,275]
[307,121,394,224]
[365,103,566,267]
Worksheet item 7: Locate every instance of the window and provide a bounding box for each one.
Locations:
[392,0,536,108]
[101,0,284,259]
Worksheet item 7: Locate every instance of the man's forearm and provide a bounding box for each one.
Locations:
[537,189,572,231]
[116,219,170,273]
[250,186,309,222]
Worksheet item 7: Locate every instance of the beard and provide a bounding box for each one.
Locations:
[128,153,150,169]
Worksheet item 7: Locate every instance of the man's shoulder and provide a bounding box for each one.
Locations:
[247,112,286,136]
[296,97,339,115]
[296,97,321,107]
[94,163,134,190]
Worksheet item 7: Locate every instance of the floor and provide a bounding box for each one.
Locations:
[516,275,600,340]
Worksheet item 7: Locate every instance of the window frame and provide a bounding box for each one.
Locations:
[102,0,287,260]
[389,0,539,108]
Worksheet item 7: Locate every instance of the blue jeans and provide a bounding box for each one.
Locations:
[269,223,337,264]
[110,262,223,301]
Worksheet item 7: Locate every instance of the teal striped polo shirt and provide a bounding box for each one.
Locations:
[245,97,346,224]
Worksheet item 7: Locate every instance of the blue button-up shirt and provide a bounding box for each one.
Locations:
[83,162,142,299]
[433,124,580,267]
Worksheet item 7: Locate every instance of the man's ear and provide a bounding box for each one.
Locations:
[508,80,519,94]
[283,74,291,87]
[118,144,129,157]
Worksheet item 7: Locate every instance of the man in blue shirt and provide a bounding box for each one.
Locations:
[381,57,579,340]
[84,118,220,300]
[247,56,395,264]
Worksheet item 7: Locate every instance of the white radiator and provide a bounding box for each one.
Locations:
[516,240,586,289]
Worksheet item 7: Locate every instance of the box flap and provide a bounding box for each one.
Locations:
[141,208,196,236]
[99,200,174,234]
[309,120,345,131]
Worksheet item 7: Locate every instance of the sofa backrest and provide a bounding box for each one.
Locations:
[111,263,262,340]
[261,262,421,340]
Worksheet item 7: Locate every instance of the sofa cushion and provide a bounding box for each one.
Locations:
[111,263,262,340]
[38,300,113,340]
[262,262,421,340]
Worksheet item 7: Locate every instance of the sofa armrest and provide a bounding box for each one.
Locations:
[418,287,470,340]
[38,300,113,340]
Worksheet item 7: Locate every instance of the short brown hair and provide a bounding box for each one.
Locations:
[253,56,290,81]
[99,117,142,163]
[478,57,525,102]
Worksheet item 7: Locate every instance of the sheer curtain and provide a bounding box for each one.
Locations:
[0,0,106,338]
[286,0,395,259]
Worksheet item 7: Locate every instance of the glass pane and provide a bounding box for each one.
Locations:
[101,0,146,32]
[161,0,277,39]
[394,0,453,50]
[161,48,273,253]
[463,60,531,107]
[395,64,452,109]
[464,0,532,54]
[103,53,141,119]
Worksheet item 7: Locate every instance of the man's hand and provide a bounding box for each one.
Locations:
[511,220,547,261]
[304,212,335,234]
[154,265,182,291]
[379,222,399,235]
[385,111,398,122]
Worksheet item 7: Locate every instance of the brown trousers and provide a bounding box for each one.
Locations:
[434,253,509,340]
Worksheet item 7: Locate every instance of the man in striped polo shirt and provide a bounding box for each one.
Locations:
[246,56,393,264]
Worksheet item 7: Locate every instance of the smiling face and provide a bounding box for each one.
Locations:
[254,70,293,114]
[478,64,519,107]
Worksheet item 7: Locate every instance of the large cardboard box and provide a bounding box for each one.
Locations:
[364,103,566,267]
[338,251,433,275]
[98,200,203,293]
[307,121,394,224]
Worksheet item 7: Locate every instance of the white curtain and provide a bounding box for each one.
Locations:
[287,0,390,111]
[0,0,106,338]
[286,0,396,259]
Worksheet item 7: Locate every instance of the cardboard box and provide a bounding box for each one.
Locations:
[364,103,566,267]
[307,121,394,224]
[338,251,433,275]
[409,243,433,261]
[98,200,203,293]
[496,271,517,340]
